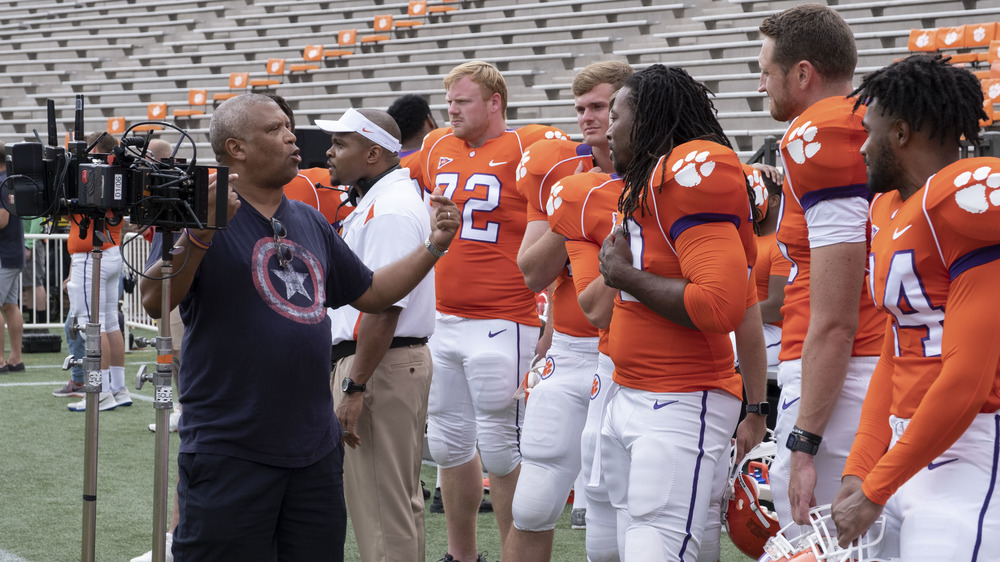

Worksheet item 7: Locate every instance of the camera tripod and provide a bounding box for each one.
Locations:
[64,218,177,562]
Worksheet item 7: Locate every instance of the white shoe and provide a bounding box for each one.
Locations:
[148,409,181,433]
[68,392,117,412]
[113,388,133,407]
[129,532,173,562]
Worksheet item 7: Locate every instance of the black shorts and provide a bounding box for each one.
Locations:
[173,446,346,561]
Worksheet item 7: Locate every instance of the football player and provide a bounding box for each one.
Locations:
[596,64,760,559]
[505,61,632,562]
[832,55,1000,559]
[757,4,885,527]
[406,61,568,562]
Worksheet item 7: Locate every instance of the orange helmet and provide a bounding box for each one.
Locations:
[760,504,892,562]
[724,435,779,558]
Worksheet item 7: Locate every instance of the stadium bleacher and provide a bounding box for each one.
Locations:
[0,0,996,163]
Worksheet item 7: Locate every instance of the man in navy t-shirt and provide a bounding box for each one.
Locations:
[141,93,459,561]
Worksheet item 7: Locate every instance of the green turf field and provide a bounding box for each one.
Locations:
[0,329,754,561]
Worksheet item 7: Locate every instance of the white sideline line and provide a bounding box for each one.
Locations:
[0,549,31,562]
[0,381,155,402]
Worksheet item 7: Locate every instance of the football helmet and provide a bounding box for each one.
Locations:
[723,433,779,558]
[760,504,894,562]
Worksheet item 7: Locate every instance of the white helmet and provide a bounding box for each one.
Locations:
[759,504,897,562]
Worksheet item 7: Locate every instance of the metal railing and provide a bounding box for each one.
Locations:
[20,231,157,345]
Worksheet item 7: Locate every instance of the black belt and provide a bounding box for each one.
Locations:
[331,336,428,365]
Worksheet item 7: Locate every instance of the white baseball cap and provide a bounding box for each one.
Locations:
[315,108,402,153]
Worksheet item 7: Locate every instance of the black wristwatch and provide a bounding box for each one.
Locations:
[786,426,822,455]
[745,401,770,416]
[341,377,366,394]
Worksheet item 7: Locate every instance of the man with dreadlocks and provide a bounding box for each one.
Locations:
[596,64,763,559]
[829,54,1000,558]
[757,3,885,529]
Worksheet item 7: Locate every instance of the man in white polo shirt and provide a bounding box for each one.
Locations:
[321,108,437,562]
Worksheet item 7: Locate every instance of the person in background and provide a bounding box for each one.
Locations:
[0,140,26,374]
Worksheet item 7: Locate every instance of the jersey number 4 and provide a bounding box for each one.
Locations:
[872,250,944,358]
[437,172,501,243]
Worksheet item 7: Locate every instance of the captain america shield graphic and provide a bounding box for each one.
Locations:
[251,236,327,323]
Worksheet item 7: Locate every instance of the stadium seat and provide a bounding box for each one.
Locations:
[249,58,286,88]
[107,117,126,136]
[213,72,250,102]
[133,103,167,132]
[908,28,937,52]
[395,1,428,28]
[429,0,459,14]
[289,45,323,73]
[982,99,994,127]
[323,29,357,58]
[361,15,393,43]
[173,89,208,118]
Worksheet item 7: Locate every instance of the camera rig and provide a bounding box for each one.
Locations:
[4,95,227,231]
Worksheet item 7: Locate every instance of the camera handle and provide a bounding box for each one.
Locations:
[135,227,177,562]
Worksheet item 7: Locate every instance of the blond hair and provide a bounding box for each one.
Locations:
[444,61,508,115]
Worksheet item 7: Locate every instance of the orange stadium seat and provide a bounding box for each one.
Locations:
[134,103,167,132]
[214,72,250,102]
[173,89,208,117]
[250,58,286,88]
[106,117,125,136]
[289,45,323,73]
[429,0,459,14]
[982,99,994,127]
[323,30,357,58]
[396,1,427,28]
[966,22,997,50]
[908,28,937,52]
[361,15,393,43]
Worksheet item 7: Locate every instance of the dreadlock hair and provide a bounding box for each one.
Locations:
[851,54,986,146]
[616,64,734,225]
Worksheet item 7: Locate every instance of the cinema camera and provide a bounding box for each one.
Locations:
[3,96,227,231]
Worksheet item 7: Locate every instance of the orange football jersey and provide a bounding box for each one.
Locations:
[606,140,754,397]
[846,158,1000,504]
[517,139,599,338]
[754,233,791,328]
[411,124,568,325]
[67,214,123,255]
[283,168,354,226]
[776,95,884,361]
[547,171,624,354]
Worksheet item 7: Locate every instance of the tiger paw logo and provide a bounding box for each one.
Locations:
[540,357,556,380]
[672,149,716,187]
[590,373,601,400]
[516,150,531,181]
[546,181,564,215]
[544,130,568,141]
[914,31,931,49]
[786,121,821,164]
[989,82,1000,102]
[747,168,767,208]
[954,165,1000,214]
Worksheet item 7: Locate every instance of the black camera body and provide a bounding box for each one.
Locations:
[4,96,227,231]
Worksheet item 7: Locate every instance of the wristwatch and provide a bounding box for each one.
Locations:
[786,426,822,455]
[745,401,770,416]
[341,377,366,394]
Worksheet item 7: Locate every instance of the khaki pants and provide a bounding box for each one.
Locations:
[332,344,432,562]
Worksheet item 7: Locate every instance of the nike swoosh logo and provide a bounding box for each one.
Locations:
[488,329,507,338]
[488,160,507,167]
[361,127,375,133]
[927,458,958,470]
[653,400,679,410]
[892,225,912,240]
[781,397,800,410]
